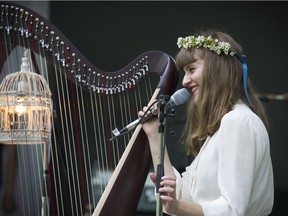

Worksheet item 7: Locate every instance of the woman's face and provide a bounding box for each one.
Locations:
[182,56,205,103]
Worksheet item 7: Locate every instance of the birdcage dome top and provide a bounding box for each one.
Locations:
[0,71,52,97]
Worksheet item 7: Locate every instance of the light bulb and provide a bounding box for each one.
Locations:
[15,105,27,114]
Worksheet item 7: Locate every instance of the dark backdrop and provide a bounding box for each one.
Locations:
[18,1,288,215]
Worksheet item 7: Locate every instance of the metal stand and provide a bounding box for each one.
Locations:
[155,95,171,216]
[41,144,50,216]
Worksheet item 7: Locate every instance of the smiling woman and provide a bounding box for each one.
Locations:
[139,30,274,216]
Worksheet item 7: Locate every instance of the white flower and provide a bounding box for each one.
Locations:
[176,35,235,56]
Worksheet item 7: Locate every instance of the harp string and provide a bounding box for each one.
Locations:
[2,15,41,215]
[7,17,32,215]
[23,14,48,216]
[78,79,94,215]
[118,92,129,145]
[101,94,112,169]
[72,65,88,212]
[109,94,120,166]
[30,25,50,216]
[106,94,117,168]
[46,43,66,216]
[57,52,82,215]
[41,34,72,215]
[36,28,63,216]
[76,67,99,213]
[27,15,44,216]
[1,6,25,216]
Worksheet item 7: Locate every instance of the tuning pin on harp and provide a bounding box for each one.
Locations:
[258,93,288,102]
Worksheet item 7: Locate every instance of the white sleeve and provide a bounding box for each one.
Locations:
[200,113,260,216]
[173,165,196,201]
[173,167,182,199]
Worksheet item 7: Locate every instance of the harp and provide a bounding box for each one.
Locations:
[0,2,178,216]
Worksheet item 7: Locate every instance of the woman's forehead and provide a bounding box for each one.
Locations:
[183,57,204,69]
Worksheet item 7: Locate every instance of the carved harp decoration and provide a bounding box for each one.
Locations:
[0,2,179,216]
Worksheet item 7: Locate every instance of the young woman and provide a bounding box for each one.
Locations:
[139,31,274,216]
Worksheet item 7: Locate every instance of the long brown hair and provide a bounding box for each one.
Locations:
[176,31,269,156]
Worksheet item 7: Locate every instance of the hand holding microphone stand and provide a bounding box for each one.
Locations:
[155,95,175,216]
[109,88,191,215]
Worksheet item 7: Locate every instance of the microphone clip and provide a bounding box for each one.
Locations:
[157,94,170,109]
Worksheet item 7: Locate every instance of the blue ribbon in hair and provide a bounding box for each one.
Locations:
[241,55,252,105]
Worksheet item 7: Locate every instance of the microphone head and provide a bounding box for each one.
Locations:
[167,88,191,108]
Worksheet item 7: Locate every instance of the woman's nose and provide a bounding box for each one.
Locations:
[182,74,191,87]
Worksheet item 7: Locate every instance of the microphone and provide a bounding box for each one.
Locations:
[111,88,191,137]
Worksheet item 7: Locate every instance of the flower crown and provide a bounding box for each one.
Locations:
[177,35,235,56]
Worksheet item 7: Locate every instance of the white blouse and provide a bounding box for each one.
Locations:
[173,101,274,216]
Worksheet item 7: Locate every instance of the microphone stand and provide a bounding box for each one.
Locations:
[155,95,170,216]
[41,141,50,216]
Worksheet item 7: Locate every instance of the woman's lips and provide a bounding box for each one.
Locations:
[190,86,199,95]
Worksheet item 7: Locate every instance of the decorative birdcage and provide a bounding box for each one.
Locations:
[0,50,52,144]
